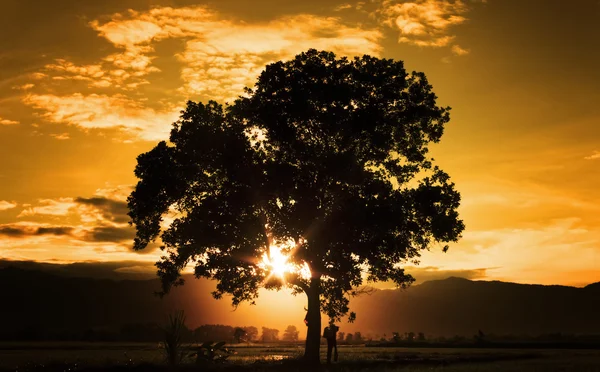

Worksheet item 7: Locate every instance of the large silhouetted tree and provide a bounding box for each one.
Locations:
[128,49,464,363]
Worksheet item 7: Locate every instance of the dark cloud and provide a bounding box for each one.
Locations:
[0,226,26,237]
[75,196,129,223]
[35,226,74,235]
[0,224,74,237]
[83,225,136,243]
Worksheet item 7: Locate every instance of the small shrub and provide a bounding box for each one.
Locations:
[190,341,235,365]
[162,310,187,365]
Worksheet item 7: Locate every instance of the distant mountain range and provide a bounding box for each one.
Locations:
[1,264,598,339]
[349,277,600,337]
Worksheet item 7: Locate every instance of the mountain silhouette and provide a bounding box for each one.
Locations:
[1,267,598,339]
[349,276,600,336]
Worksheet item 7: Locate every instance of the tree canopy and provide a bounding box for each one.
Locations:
[128,49,464,362]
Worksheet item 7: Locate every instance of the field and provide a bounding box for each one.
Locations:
[1,343,599,372]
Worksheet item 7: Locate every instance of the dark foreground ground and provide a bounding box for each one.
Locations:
[1,344,599,372]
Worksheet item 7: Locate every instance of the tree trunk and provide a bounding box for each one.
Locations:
[303,277,321,364]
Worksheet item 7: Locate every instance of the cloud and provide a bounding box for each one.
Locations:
[83,225,136,243]
[20,5,383,140]
[0,201,17,211]
[50,133,70,140]
[74,196,129,223]
[17,189,131,226]
[180,16,382,101]
[334,4,354,11]
[29,73,47,80]
[584,150,600,160]
[379,0,480,52]
[12,188,140,245]
[89,6,383,102]
[23,93,180,141]
[0,117,19,125]
[1,188,160,262]
[0,223,74,238]
[93,185,133,201]
[18,198,76,217]
[451,44,470,55]
[44,58,155,90]
[14,83,35,90]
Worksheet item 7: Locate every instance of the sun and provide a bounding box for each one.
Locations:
[262,245,294,279]
[260,241,312,281]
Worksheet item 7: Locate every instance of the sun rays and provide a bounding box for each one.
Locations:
[260,242,311,283]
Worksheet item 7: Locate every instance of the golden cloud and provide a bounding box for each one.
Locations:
[23,93,180,141]
[50,133,70,140]
[21,5,384,139]
[0,117,19,125]
[18,198,77,218]
[334,4,354,11]
[451,44,470,55]
[0,201,17,211]
[379,0,479,52]
[44,58,155,90]
[584,150,600,160]
[14,83,35,91]
[90,6,383,101]
[93,185,133,201]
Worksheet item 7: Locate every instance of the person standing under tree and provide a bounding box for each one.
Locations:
[323,321,339,364]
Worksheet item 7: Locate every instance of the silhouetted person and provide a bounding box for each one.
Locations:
[323,322,339,364]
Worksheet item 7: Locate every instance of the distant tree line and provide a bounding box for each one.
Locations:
[0,323,301,343]
[364,331,600,349]
[3,323,600,349]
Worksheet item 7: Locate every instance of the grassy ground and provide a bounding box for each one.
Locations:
[0,343,599,371]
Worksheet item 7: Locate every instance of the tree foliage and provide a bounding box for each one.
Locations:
[261,327,279,342]
[128,49,464,360]
[282,325,300,342]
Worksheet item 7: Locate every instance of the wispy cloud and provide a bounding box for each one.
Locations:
[18,198,76,217]
[0,117,19,125]
[378,0,482,53]
[23,93,180,141]
[451,44,470,55]
[13,83,35,91]
[334,4,354,11]
[44,58,155,90]
[50,133,70,140]
[584,150,600,160]
[0,201,17,211]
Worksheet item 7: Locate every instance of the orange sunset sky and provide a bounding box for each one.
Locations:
[0,0,599,288]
